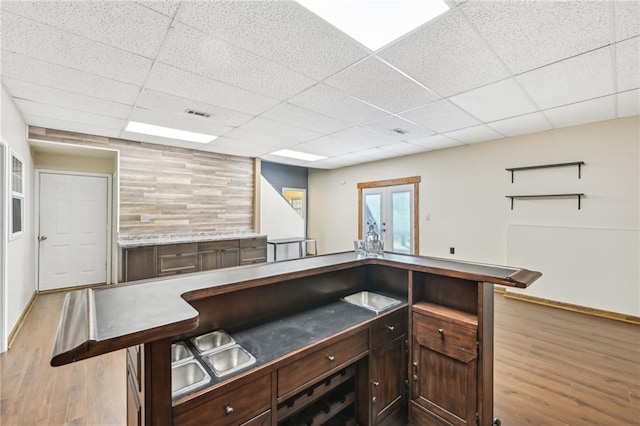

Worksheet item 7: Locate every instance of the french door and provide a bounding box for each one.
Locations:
[361,183,415,255]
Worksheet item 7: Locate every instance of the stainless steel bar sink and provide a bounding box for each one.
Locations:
[190,330,235,354]
[171,342,193,364]
[171,360,210,397]
[342,291,401,314]
[202,344,256,377]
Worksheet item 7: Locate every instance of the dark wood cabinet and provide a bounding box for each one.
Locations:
[123,246,157,282]
[239,237,267,265]
[371,308,407,425]
[199,240,240,271]
[122,237,266,282]
[157,243,198,277]
[411,304,478,426]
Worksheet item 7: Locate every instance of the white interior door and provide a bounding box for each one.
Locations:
[39,173,108,291]
[362,184,414,254]
[0,142,6,351]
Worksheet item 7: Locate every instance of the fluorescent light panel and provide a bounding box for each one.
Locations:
[270,149,327,162]
[296,0,449,51]
[125,121,217,143]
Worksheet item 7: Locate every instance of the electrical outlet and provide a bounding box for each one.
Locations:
[449,247,455,255]
[140,214,150,223]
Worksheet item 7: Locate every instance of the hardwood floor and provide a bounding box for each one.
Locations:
[0,292,638,425]
[0,292,125,425]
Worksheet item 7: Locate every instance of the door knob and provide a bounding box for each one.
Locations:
[39,235,48,241]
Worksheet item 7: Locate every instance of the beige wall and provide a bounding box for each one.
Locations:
[33,151,116,174]
[29,127,255,236]
[1,84,35,349]
[308,117,640,316]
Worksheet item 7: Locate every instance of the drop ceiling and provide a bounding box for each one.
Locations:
[1,1,638,169]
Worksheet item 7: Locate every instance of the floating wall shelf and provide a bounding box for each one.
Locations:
[506,193,585,210]
[505,161,585,183]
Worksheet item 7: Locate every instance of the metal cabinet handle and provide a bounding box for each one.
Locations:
[373,381,380,387]
[372,396,377,403]
[412,374,418,381]
[327,355,335,362]
[225,405,234,415]
[412,361,418,368]
[387,325,395,332]
[438,328,444,335]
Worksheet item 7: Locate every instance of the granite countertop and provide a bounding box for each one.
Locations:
[117,231,266,248]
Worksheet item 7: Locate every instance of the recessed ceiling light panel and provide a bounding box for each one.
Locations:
[296,0,450,51]
[270,149,327,162]
[125,121,217,143]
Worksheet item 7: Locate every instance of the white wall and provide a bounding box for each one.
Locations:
[260,176,305,261]
[308,117,640,316]
[1,84,35,349]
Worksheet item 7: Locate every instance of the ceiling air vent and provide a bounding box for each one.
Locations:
[184,109,212,118]
[389,128,409,135]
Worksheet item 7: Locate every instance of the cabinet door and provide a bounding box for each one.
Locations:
[219,248,240,268]
[412,335,477,426]
[124,247,157,282]
[199,250,220,271]
[127,364,142,426]
[371,334,406,425]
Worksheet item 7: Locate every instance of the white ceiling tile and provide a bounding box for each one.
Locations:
[331,127,397,148]
[449,78,537,122]
[378,9,510,97]
[616,37,640,92]
[128,108,233,137]
[203,137,274,156]
[299,136,368,155]
[617,89,640,118]
[136,1,181,18]
[408,135,462,150]
[239,117,321,143]
[136,90,253,127]
[615,1,640,41]
[1,52,141,104]
[291,142,342,157]
[443,125,504,144]
[259,154,310,167]
[3,78,132,119]
[145,63,280,116]
[2,1,172,58]
[260,103,350,134]
[1,12,152,86]
[517,48,615,110]
[197,141,257,159]
[16,99,125,130]
[288,84,388,124]
[159,23,316,100]
[176,1,369,80]
[462,1,612,74]
[221,128,299,151]
[400,99,480,133]
[362,115,436,141]
[544,96,617,129]
[323,56,439,113]
[487,112,553,137]
[379,142,428,155]
[22,114,122,140]
[304,158,352,170]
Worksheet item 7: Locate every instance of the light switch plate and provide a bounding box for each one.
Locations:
[140,214,150,223]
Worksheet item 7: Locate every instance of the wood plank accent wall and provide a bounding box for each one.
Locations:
[29,127,255,235]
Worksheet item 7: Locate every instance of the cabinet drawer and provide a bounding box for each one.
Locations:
[240,246,267,265]
[174,374,271,426]
[240,237,267,248]
[278,330,368,398]
[241,410,271,426]
[371,308,407,348]
[199,240,239,251]
[157,243,198,256]
[158,252,198,276]
[413,312,477,356]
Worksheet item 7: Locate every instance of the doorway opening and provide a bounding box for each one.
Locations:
[358,176,420,255]
[282,187,307,235]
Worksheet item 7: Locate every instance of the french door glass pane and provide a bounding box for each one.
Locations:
[392,191,411,254]
[364,193,381,234]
